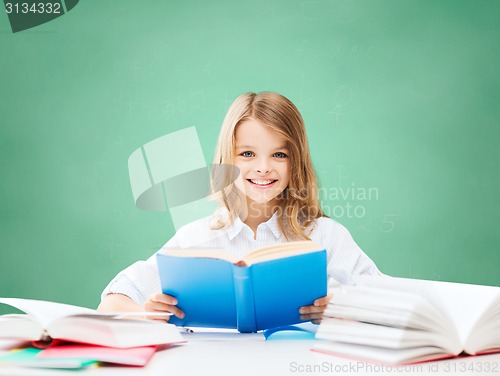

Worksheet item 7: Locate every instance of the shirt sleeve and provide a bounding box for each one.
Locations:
[100,235,180,306]
[312,217,381,285]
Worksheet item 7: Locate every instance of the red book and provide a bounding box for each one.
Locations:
[38,343,158,367]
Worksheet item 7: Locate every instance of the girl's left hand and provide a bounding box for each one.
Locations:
[299,293,333,324]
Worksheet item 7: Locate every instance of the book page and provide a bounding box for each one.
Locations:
[159,241,323,265]
[0,298,165,329]
[0,314,42,340]
[160,248,240,264]
[428,281,499,347]
[245,240,322,264]
[313,341,450,365]
[0,298,96,328]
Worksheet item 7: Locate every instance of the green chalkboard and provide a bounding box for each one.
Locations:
[1,0,499,313]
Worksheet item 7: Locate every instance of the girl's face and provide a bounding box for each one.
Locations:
[234,118,290,208]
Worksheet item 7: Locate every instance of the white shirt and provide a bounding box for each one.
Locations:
[101,213,380,305]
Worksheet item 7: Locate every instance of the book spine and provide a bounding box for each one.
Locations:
[232,265,257,333]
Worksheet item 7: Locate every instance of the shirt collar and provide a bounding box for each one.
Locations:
[225,215,245,240]
[263,212,282,239]
[224,211,282,240]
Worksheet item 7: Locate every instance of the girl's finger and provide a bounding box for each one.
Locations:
[300,312,324,321]
[150,294,178,305]
[300,305,326,314]
[314,293,333,306]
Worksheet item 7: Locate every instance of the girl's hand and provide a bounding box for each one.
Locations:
[144,293,185,322]
[298,293,333,324]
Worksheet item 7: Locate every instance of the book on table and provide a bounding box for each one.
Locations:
[0,347,98,370]
[157,240,327,333]
[0,298,185,348]
[0,345,157,368]
[313,275,500,365]
[37,343,159,367]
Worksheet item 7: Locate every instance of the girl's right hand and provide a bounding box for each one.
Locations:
[144,293,185,322]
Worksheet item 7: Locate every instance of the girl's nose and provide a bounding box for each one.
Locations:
[255,158,271,174]
[256,167,270,174]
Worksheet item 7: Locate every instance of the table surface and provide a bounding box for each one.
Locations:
[1,330,499,376]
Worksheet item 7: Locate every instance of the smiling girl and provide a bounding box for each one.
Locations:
[98,92,380,323]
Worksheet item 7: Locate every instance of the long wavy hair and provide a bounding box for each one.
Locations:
[211,92,325,240]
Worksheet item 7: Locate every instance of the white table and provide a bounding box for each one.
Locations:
[1,331,499,376]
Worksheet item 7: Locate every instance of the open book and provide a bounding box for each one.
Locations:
[157,240,327,332]
[313,276,500,364]
[0,298,185,348]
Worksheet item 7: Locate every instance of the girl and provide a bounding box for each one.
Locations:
[98,92,380,323]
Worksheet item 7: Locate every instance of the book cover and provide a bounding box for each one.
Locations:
[157,249,327,332]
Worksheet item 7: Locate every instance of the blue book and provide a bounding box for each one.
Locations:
[156,241,327,333]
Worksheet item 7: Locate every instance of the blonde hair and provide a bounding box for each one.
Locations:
[211,92,325,240]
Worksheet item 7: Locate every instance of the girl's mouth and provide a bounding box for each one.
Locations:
[247,179,278,187]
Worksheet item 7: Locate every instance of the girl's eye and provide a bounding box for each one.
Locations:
[241,151,254,157]
[273,152,288,159]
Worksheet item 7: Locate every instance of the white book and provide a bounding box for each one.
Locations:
[0,298,185,348]
[313,276,500,364]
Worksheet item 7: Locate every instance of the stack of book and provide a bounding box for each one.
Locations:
[0,298,185,369]
[313,276,500,365]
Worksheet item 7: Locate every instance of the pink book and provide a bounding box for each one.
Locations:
[38,344,158,366]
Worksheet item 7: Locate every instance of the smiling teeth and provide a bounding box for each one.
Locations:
[250,179,275,185]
